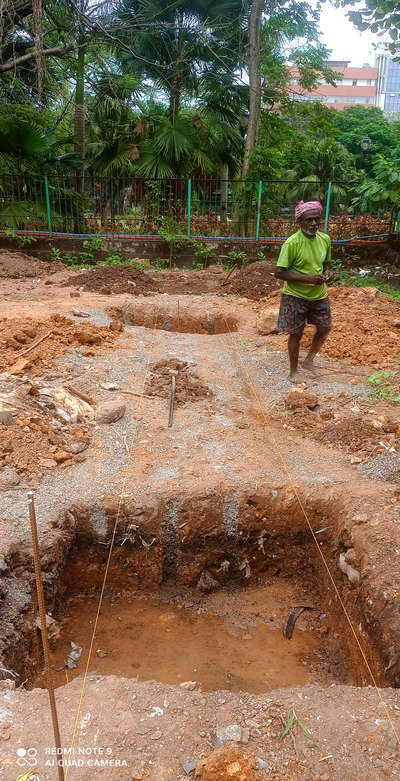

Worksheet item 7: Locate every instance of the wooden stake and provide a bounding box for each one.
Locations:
[16,330,52,358]
[27,491,64,781]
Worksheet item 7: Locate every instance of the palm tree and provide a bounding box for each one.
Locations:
[286,140,358,212]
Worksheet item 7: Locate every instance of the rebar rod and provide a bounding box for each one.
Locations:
[168,371,177,428]
[27,491,64,781]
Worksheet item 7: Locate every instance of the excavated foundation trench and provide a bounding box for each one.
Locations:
[1,490,391,696]
[123,306,238,334]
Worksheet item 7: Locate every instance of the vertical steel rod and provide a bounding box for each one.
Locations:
[324,181,332,234]
[168,373,176,428]
[27,491,64,781]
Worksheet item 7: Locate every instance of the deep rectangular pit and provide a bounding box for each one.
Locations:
[12,491,389,696]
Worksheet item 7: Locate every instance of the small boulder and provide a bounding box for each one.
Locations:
[0,467,20,490]
[256,307,279,335]
[74,326,102,346]
[285,388,319,410]
[95,400,126,424]
[64,440,88,454]
[0,411,15,426]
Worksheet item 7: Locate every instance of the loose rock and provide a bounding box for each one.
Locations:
[0,466,20,489]
[95,400,126,424]
[285,388,319,410]
[256,307,279,335]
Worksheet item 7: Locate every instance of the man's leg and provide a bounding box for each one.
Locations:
[302,326,331,372]
[288,330,304,383]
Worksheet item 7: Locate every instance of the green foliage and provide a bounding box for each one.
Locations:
[366,370,400,402]
[153,257,170,269]
[225,249,247,269]
[280,709,320,749]
[346,2,400,57]
[352,156,400,213]
[333,107,400,173]
[104,252,124,265]
[191,241,217,268]
[49,247,63,263]
[286,139,358,210]
[158,216,186,266]
[4,229,37,249]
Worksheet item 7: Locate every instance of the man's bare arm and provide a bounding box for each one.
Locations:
[274,267,325,285]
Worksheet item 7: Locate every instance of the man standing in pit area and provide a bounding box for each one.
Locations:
[274,200,333,383]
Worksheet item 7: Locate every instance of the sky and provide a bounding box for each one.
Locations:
[318,2,382,67]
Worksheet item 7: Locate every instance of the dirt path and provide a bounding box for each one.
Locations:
[0,253,400,780]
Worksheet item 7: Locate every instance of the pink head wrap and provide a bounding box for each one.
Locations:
[295,201,322,221]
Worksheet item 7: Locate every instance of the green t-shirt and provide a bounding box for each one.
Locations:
[276,229,331,301]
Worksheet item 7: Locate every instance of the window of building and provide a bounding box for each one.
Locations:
[352,80,357,86]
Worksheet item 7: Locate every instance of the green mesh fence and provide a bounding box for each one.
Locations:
[0,174,393,240]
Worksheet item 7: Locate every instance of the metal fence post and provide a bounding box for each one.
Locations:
[44,176,53,237]
[324,181,332,233]
[255,180,263,240]
[187,178,192,238]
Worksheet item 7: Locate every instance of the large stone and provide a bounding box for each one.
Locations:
[285,388,319,410]
[95,400,126,424]
[0,467,20,490]
[256,307,279,335]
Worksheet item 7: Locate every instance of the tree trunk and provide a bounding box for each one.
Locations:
[168,14,184,122]
[74,37,86,189]
[241,0,264,181]
[220,163,229,223]
[234,0,264,235]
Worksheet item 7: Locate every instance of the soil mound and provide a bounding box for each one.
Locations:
[68,265,227,296]
[265,285,400,367]
[69,265,157,295]
[0,250,63,279]
[0,314,118,375]
[226,261,280,300]
[287,409,399,456]
[144,359,213,405]
[67,262,280,298]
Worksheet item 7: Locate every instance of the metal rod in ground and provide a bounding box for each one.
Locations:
[168,371,177,428]
[27,491,65,781]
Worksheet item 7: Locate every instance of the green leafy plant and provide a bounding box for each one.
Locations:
[153,257,170,270]
[225,249,247,270]
[4,229,37,249]
[192,241,217,268]
[257,250,266,261]
[128,259,149,269]
[158,217,186,268]
[280,709,320,749]
[49,247,63,263]
[104,251,124,265]
[366,370,400,402]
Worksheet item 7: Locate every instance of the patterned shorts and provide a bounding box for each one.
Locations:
[277,293,331,334]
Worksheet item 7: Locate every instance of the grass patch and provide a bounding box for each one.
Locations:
[331,261,400,302]
[366,369,400,402]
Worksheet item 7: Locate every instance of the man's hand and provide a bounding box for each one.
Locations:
[306,274,325,285]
